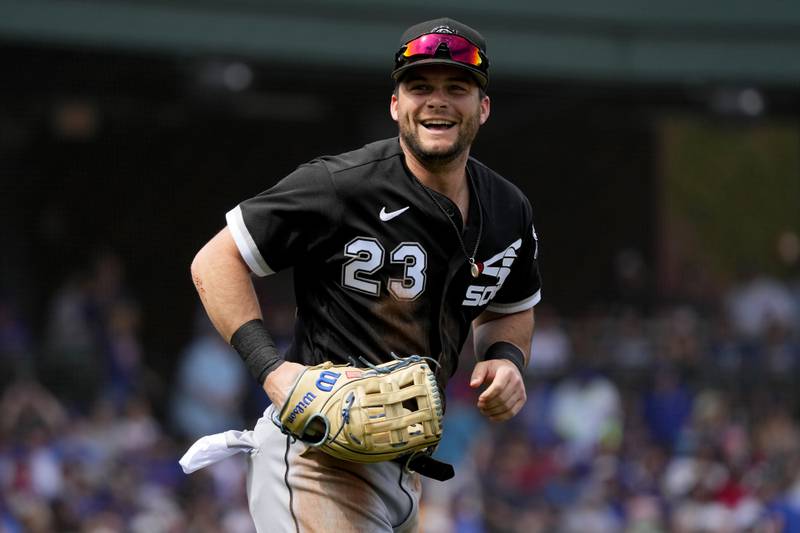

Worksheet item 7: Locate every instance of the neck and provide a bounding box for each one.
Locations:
[400,137,470,201]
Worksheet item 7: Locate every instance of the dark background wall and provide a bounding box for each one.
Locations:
[0,44,668,374]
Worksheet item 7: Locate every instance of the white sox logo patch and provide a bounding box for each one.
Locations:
[462,238,522,307]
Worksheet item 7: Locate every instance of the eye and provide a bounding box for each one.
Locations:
[409,83,431,93]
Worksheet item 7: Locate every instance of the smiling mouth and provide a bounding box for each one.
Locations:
[420,119,456,131]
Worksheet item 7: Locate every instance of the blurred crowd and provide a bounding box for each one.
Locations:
[2,249,800,532]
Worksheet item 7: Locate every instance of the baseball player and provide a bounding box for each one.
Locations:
[183,17,542,532]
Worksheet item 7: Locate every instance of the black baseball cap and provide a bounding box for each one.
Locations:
[392,18,489,89]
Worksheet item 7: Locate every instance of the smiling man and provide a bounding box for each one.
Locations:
[184,18,543,533]
[393,66,489,163]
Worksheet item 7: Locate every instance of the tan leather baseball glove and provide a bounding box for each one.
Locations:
[276,355,444,463]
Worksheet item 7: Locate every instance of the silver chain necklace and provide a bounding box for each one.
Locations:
[419,168,484,278]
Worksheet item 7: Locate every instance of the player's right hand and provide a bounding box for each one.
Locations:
[469,359,527,422]
[263,361,306,408]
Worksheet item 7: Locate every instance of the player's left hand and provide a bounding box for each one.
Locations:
[469,359,526,422]
[263,361,306,408]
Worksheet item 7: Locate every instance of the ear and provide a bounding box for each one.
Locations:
[390,93,399,122]
[479,94,491,125]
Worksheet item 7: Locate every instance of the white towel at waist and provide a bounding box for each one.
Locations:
[179,429,259,474]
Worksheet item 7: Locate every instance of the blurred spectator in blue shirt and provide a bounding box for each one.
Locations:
[170,309,247,439]
[643,366,693,449]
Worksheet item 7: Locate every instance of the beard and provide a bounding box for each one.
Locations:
[399,108,481,169]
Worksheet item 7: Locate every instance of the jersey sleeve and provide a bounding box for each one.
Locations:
[225,161,341,276]
[486,198,542,313]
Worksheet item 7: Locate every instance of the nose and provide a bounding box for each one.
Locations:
[426,88,449,109]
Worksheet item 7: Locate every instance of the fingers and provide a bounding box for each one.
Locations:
[478,384,526,414]
[478,376,516,405]
[470,363,488,388]
[478,363,521,403]
[479,392,521,416]
[473,360,526,422]
[482,395,527,422]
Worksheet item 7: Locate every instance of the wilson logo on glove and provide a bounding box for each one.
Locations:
[275,355,444,464]
[286,392,317,424]
[315,371,341,392]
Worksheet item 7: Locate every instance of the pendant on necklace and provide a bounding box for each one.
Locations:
[470,260,483,278]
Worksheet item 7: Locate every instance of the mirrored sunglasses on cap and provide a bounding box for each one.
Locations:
[399,33,484,67]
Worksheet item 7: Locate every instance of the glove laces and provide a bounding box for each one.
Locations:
[348,353,441,374]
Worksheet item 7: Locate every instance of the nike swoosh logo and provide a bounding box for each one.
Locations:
[379,206,410,222]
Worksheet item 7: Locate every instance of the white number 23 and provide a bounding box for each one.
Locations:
[341,237,427,301]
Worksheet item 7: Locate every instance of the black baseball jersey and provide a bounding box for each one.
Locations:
[226,138,541,385]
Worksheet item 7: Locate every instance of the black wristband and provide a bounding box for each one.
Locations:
[230,319,284,384]
[484,341,526,376]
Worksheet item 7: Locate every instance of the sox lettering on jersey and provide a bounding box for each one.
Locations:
[462,238,522,307]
